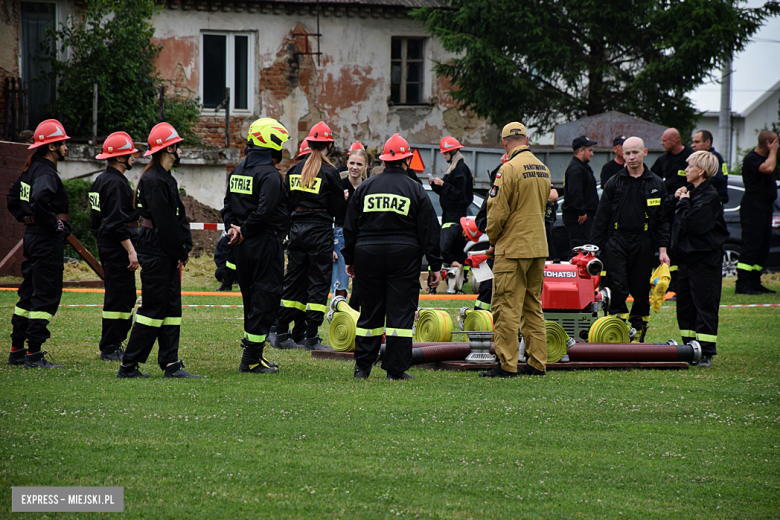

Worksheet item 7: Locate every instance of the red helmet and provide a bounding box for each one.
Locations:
[29,119,70,150]
[378,133,413,161]
[296,139,311,160]
[347,141,364,154]
[144,122,183,157]
[439,136,464,154]
[96,131,138,160]
[460,217,482,242]
[500,153,508,164]
[306,121,334,143]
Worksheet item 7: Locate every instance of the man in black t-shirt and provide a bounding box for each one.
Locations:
[691,130,729,204]
[736,130,779,295]
[600,136,627,187]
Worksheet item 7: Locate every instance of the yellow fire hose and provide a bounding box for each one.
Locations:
[545,320,569,363]
[328,299,361,352]
[463,309,494,332]
[588,316,630,343]
[414,309,454,342]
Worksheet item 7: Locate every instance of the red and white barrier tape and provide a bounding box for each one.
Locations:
[188,223,225,230]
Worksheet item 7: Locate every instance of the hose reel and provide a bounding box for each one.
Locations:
[327,296,360,352]
[588,316,630,343]
[414,309,454,342]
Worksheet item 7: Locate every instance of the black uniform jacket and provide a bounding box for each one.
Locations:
[285,158,347,224]
[342,166,443,271]
[221,149,289,239]
[89,166,138,249]
[709,148,729,204]
[670,180,729,258]
[651,145,694,196]
[562,156,599,216]
[590,166,670,250]
[431,158,473,223]
[134,164,192,261]
[7,157,69,235]
[475,163,500,234]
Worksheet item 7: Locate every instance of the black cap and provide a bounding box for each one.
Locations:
[572,135,597,150]
[612,135,627,147]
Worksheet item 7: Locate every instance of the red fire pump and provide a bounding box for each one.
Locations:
[542,245,610,341]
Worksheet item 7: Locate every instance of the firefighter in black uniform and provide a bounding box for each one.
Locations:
[650,128,693,292]
[6,119,71,368]
[221,117,291,373]
[590,137,671,342]
[89,131,140,361]
[117,122,199,379]
[671,151,730,367]
[736,130,779,294]
[343,133,443,380]
[273,121,347,351]
[562,135,599,255]
[472,154,505,310]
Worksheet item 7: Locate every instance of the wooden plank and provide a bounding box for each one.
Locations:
[437,361,689,371]
[66,234,104,280]
[311,350,354,361]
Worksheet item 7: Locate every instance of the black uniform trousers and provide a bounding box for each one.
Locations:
[475,258,493,311]
[563,212,594,256]
[676,251,721,357]
[277,218,333,339]
[237,233,284,343]
[11,231,65,351]
[604,231,653,324]
[353,243,420,376]
[122,254,182,369]
[98,246,136,352]
[738,198,773,282]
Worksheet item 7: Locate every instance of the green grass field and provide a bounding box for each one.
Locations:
[1,272,779,519]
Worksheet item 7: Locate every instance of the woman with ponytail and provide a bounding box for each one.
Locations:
[116,123,199,379]
[271,121,347,351]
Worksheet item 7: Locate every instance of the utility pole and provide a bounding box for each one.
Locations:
[718,57,732,167]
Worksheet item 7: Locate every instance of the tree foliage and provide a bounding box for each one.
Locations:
[42,0,200,144]
[414,0,780,136]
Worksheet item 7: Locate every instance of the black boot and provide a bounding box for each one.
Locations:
[239,340,279,374]
[267,325,278,346]
[117,363,150,378]
[163,360,201,378]
[241,338,278,369]
[735,271,761,295]
[630,320,648,343]
[271,332,303,350]
[304,335,333,351]
[100,344,125,361]
[752,271,776,294]
[7,348,27,366]
[24,350,63,369]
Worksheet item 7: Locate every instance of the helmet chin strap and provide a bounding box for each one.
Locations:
[117,157,132,171]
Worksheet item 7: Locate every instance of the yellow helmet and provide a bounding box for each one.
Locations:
[247,117,290,151]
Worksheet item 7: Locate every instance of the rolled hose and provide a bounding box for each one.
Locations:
[588,316,630,343]
[463,310,494,332]
[327,300,361,352]
[414,309,453,342]
[545,320,569,363]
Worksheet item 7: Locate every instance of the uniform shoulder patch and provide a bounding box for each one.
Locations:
[489,185,499,198]
[495,171,502,180]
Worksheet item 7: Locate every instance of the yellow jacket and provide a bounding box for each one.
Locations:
[486,145,550,259]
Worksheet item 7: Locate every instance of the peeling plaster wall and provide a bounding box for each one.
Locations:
[151,8,497,155]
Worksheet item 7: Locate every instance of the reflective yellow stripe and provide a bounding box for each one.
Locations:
[668,265,678,272]
[722,163,728,176]
[281,300,306,312]
[244,332,266,343]
[474,300,491,311]
[737,263,753,271]
[697,333,717,343]
[754,264,762,271]
[306,303,328,313]
[162,317,181,326]
[102,311,132,320]
[680,329,696,338]
[463,265,470,271]
[600,271,607,276]
[386,327,413,338]
[356,327,384,337]
[630,315,650,322]
[29,311,52,321]
[226,261,236,270]
[14,306,30,318]
[442,222,456,228]
[136,315,163,328]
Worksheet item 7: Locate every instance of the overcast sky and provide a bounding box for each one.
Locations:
[690,3,780,114]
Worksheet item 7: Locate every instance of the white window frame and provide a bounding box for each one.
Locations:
[199,31,255,115]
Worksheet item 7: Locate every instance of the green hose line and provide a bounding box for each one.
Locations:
[414,309,453,342]
[545,320,569,363]
[588,316,630,343]
[463,309,494,332]
[328,301,361,352]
